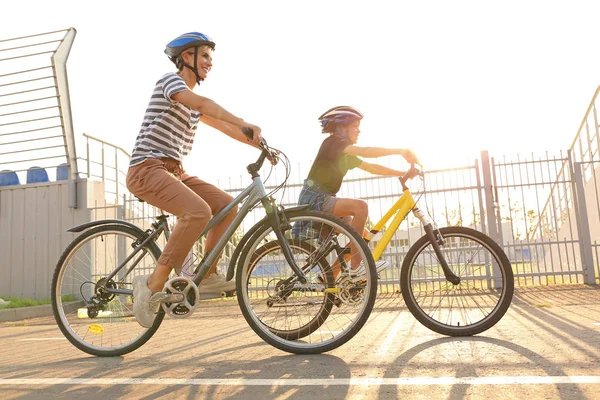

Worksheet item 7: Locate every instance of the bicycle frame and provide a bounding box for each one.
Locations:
[366,189,418,262]
[187,175,293,286]
[99,151,307,297]
[363,168,459,284]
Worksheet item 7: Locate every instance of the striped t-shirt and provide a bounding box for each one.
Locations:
[129,73,201,166]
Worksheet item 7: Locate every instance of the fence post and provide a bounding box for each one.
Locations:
[474,159,487,234]
[572,161,595,284]
[52,28,78,208]
[480,150,500,244]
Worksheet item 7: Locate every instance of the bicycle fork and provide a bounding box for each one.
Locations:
[412,208,461,285]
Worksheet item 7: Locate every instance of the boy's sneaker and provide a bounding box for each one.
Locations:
[199,273,236,293]
[348,260,390,278]
[315,260,390,285]
[132,275,165,328]
[374,260,390,273]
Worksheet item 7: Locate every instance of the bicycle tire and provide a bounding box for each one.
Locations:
[51,224,165,356]
[247,239,335,340]
[400,226,514,336]
[236,210,377,354]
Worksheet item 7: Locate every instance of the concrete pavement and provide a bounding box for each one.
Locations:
[0,285,599,399]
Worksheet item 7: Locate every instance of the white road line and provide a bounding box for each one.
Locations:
[18,338,67,341]
[0,377,599,386]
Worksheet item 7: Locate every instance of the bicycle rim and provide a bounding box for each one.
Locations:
[237,211,377,354]
[52,225,164,356]
[401,226,514,336]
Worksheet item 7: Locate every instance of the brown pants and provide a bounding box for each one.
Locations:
[126,158,233,270]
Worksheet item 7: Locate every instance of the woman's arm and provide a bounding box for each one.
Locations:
[173,89,262,145]
[357,160,406,176]
[200,115,261,149]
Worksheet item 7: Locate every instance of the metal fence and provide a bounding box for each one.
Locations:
[489,87,599,286]
[2,27,598,298]
[0,28,78,207]
[76,103,600,291]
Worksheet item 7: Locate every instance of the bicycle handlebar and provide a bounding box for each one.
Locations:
[242,127,280,174]
[399,163,424,187]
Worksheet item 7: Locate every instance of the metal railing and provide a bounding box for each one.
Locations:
[528,86,600,241]
[80,133,131,204]
[4,29,594,290]
[76,128,599,289]
[0,28,78,206]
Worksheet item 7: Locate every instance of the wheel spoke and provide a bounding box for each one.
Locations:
[237,211,377,353]
[52,226,163,356]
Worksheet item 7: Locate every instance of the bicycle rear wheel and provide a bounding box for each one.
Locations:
[236,210,377,354]
[51,224,164,356]
[400,226,514,336]
[247,239,335,340]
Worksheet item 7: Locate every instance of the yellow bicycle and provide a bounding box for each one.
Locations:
[365,164,514,336]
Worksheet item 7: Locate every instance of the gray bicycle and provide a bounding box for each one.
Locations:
[51,131,377,356]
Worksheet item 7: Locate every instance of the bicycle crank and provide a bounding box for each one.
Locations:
[336,276,366,305]
[161,276,200,318]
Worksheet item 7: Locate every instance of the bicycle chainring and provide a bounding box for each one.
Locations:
[161,276,200,318]
[336,276,366,305]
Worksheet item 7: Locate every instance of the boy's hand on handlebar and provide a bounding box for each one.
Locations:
[400,148,419,165]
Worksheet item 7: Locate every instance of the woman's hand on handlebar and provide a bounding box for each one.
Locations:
[241,126,279,165]
[266,149,280,165]
[243,123,262,146]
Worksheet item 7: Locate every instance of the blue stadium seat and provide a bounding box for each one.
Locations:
[0,170,20,186]
[26,167,49,184]
[56,163,69,181]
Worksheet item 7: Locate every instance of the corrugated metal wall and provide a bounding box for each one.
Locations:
[0,179,104,299]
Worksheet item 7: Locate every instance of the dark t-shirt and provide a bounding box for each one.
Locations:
[307,135,362,194]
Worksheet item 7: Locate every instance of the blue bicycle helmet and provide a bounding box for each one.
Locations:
[318,106,364,134]
[165,32,216,83]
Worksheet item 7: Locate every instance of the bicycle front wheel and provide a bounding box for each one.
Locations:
[400,226,514,336]
[51,224,165,356]
[236,210,377,354]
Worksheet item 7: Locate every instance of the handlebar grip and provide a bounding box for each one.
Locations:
[242,127,254,140]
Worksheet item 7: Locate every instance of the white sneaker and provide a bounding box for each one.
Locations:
[374,260,390,273]
[132,275,164,328]
[346,260,389,277]
[199,273,236,293]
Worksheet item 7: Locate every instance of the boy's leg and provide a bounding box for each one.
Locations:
[328,198,368,276]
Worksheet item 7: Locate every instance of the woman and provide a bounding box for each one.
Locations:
[297,106,418,279]
[127,32,262,328]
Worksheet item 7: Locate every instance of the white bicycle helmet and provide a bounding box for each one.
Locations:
[318,106,364,133]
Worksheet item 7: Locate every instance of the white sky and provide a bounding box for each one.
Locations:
[2,0,600,183]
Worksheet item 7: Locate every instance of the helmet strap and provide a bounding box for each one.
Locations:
[334,126,347,138]
[180,47,203,85]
